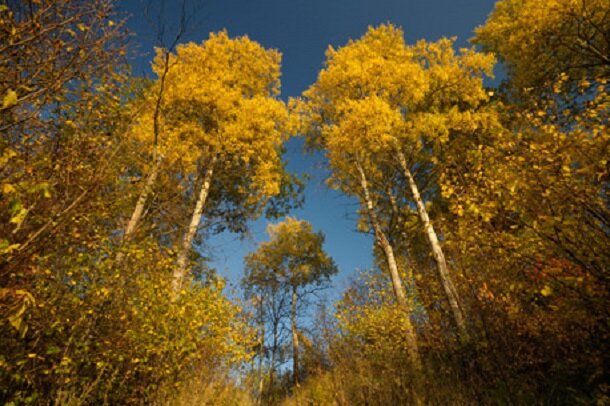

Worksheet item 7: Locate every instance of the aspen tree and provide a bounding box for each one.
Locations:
[300,25,494,342]
[244,218,337,388]
[128,32,291,292]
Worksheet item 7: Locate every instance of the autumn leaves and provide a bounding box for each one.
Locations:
[137,25,490,359]
[118,29,490,398]
[3,0,608,402]
[126,32,291,292]
[299,25,495,358]
[141,27,483,276]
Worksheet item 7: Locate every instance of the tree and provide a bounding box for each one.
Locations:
[299,24,495,344]
[115,0,205,264]
[427,1,610,400]
[244,218,337,389]
[1,0,128,346]
[244,274,291,403]
[473,0,610,98]
[0,3,258,402]
[297,27,427,372]
[128,32,294,292]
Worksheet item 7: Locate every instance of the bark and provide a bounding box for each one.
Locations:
[355,161,422,369]
[269,319,278,393]
[115,47,171,264]
[397,150,468,341]
[173,156,217,293]
[115,153,162,264]
[291,285,301,388]
[257,299,265,405]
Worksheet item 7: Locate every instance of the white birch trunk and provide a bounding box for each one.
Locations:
[397,150,468,341]
[355,161,422,369]
[291,285,300,388]
[173,156,216,293]
[257,298,265,405]
[269,321,278,392]
[115,153,162,264]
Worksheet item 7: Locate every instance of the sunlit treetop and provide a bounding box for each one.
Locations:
[156,31,282,99]
[244,217,337,288]
[317,24,428,104]
[473,0,610,94]
[128,31,291,204]
[299,24,428,145]
[411,37,495,110]
[129,31,286,162]
[299,24,495,147]
[299,23,497,187]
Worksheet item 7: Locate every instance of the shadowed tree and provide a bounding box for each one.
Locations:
[244,218,337,390]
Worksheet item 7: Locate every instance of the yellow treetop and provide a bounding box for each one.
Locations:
[474,0,610,92]
[129,31,290,207]
[244,217,337,288]
[299,24,496,193]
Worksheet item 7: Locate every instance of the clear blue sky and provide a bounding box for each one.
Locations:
[119,0,499,300]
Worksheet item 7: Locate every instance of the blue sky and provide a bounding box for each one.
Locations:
[119,0,499,300]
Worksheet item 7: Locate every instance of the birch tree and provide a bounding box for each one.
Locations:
[244,218,337,389]
[300,24,495,342]
[473,0,610,98]
[129,32,292,292]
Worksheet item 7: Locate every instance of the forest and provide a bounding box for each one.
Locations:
[1,0,609,404]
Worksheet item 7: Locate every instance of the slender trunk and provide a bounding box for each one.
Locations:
[270,320,278,393]
[355,161,422,369]
[116,50,171,264]
[173,156,217,293]
[257,299,265,405]
[397,150,468,341]
[115,153,162,264]
[291,285,300,388]
[355,162,407,307]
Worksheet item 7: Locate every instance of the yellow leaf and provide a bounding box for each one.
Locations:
[3,89,18,108]
[2,183,16,194]
[540,285,553,297]
[10,207,28,226]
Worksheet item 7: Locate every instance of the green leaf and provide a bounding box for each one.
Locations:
[45,346,61,355]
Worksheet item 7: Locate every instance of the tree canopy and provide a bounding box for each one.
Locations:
[1,1,609,404]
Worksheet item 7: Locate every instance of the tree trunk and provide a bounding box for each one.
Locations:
[115,153,162,264]
[116,48,172,263]
[397,150,468,341]
[269,319,278,395]
[257,298,265,405]
[173,156,216,293]
[291,285,300,389]
[355,161,422,369]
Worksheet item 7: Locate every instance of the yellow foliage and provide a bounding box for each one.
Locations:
[128,31,289,207]
[245,217,336,286]
[474,0,610,91]
[2,89,18,108]
[300,23,496,217]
